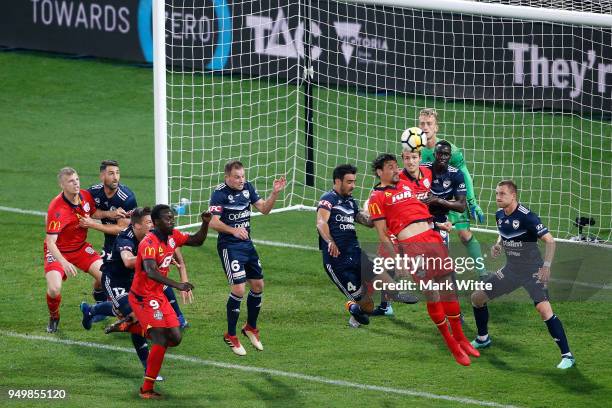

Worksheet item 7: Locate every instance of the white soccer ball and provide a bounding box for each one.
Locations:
[401,127,427,152]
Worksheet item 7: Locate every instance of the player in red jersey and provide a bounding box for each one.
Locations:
[399,149,433,200]
[44,167,104,333]
[368,154,478,366]
[128,204,211,399]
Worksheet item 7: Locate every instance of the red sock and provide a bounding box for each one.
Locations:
[441,301,468,342]
[427,302,455,346]
[142,344,166,392]
[46,294,61,319]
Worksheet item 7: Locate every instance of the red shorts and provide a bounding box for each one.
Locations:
[398,229,453,282]
[128,292,180,330]
[44,243,101,280]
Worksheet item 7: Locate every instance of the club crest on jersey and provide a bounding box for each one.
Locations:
[153,310,163,320]
[169,237,176,248]
[228,195,235,203]
[498,219,503,225]
[512,220,520,230]
[243,190,250,199]
[423,179,431,188]
[85,246,95,255]
[83,202,91,212]
[443,179,451,188]
[94,198,100,204]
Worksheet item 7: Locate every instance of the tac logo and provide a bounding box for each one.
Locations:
[137,0,232,70]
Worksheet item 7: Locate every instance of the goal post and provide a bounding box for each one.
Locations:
[153,0,612,243]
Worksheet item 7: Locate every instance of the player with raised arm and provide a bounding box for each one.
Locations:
[418,109,487,278]
[470,180,575,369]
[43,167,103,333]
[209,160,287,355]
[129,205,210,399]
[316,164,374,328]
[368,154,478,366]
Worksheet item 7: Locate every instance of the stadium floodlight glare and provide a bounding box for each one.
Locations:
[154,0,612,243]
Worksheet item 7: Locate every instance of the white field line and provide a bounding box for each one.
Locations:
[3,205,611,289]
[2,331,520,408]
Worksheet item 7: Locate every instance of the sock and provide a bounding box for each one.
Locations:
[92,288,106,303]
[90,301,115,318]
[473,304,489,337]
[164,286,183,317]
[46,294,62,319]
[544,314,571,356]
[246,290,262,329]
[131,334,149,368]
[441,301,468,342]
[379,301,389,309]
[142,344,166,392]
[463,236,486,277]
[346,301,362,315]
[427,302,456,347]
[226,293,243,336]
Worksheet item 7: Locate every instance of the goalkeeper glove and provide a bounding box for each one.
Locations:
[468,199,485,223]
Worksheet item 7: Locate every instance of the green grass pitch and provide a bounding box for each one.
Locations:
[0,51,611,407]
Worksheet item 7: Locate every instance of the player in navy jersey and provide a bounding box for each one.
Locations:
[470,180,575,369]
[82,160,189,327]
[209,160,287,355]
[316,164,374,327]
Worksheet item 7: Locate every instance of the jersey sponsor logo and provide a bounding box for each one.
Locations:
[536,223,545,231]
[392,190,413,203]
[169,237,176,248]
[144,246,156,257]
[209,205,223,213]
[319,199,333,209]
[512,220,520,230]
[368,202,382,215]
[228,210,251,220]
[48,220,61,232]
[459,183,465,189]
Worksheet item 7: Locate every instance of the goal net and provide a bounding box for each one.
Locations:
[157,0,612,242]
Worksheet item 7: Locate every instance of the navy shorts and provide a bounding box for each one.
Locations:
[217,244,263,285]
[322,249,371,301]
[102,272,132,316]
[484,263,549,304]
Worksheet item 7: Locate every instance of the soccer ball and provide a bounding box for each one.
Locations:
[400,127,427,152]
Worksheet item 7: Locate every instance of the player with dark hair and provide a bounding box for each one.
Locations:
[82,160,190,327]
[418,109,487,277]
[316,164,374,327]
[368,154,478,366]
[209,160,286,355]
[129,205,211,399]
[43,167,103,333]
[470,180,575,369]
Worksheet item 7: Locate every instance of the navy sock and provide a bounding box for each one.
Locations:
[544,314,571,356]
[131,334,149,368]
[91,301,115,317]
[92,289,106,303]
[246,290,262,328]
[226,293,243,336]
[473,304,489,336]
[164,286,183,317]
[380,301,389,309]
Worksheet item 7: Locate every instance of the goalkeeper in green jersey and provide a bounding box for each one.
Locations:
[418,108,487,278]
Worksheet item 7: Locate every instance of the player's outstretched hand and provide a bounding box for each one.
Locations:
[468,200,486,223]
[273,176,287,193]
[421,193,441,206]
[536,266,551,288]
[233,227,249,240]
[78,215,95,229]
[435,221,453,232]
[491,243,502,258]
[200,211,212,224]
[181,289,194,304]
[61,260,78,277]
[177,282,194,292]
[110,208,128,219]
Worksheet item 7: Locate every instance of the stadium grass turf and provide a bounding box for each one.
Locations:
[0,51,611,407]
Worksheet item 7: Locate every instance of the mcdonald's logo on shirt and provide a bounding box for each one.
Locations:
[144,247,156,257]
[48,220,61,232]
[368,203,382,216]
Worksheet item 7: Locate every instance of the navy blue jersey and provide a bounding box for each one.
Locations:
[496,204,549,264]
[422,162,466,220]
[317,190,360,252]
[88,183,137,253]
[209,182,261,247]
[104,225,138,284]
